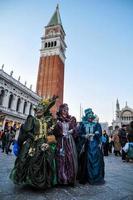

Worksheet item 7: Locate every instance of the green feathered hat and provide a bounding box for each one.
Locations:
[34,95,58,115]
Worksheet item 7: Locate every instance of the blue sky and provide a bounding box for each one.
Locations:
[0,0,133,124]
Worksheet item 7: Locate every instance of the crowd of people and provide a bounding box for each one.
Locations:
[0,126,16,154]
[101,124,133,162]
[8,96,105,189]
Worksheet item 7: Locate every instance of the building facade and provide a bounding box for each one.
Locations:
[36,5,66,114]
[100,122,109,133]
[0,69,40,130]
[112,99,133,130]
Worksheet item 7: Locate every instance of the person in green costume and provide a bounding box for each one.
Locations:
[10,96,58,189]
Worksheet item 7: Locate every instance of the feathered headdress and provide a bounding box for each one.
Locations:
[34,95,58,115]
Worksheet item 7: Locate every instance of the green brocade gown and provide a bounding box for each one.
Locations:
[10,115,57,189]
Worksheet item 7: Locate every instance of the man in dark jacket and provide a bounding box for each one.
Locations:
[1,130,6,152]
[118,125,127,161]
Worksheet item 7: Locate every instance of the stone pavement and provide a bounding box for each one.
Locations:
[0,151,133,200]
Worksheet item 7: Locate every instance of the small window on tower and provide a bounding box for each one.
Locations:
[48,42,50,47]
[51,42,53,47]
[45,43,47,48]
[54,41,57,46]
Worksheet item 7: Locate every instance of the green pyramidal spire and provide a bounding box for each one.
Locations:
[47,4,62,26]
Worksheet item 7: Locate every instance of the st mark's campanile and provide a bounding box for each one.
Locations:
[36,5,66,114]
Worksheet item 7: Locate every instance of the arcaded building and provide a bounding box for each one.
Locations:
[0,69,40,129]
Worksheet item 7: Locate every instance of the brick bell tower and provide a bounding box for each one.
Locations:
[36,5,66,114]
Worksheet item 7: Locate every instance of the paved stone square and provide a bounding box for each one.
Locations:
[0,152,133,200]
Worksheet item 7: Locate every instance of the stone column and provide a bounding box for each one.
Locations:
[18,98,24,113]
[0,88,4,106]
[11,94,18,111]
[28,103,33,115]
[25,101,30,115]
[31,104,35,116]
[2,90,10,108]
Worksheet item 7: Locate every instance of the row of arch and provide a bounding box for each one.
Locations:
[121,116,133,121]
[0,89,33,115]
[44,41,57,48]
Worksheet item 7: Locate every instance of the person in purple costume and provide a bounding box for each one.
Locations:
[54,104,78,185]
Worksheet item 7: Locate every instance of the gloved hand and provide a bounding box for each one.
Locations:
[41,143,49,151]
[85,133,90,139]
[13,141,20,156]
[68,129,73,134]
[85,133,94,140]
[85,133,92,138]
